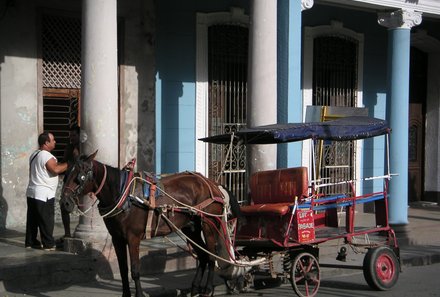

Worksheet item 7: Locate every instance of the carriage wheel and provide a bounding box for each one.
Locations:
[363,246,400,291]
[290,252,320,297]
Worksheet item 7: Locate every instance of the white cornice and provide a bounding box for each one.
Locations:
[302,0,315,11]
[378,9,423,29]
[318,0,440,17]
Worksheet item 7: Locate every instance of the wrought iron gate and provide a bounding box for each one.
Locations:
[207,25,248,203]
[312,36,358,195]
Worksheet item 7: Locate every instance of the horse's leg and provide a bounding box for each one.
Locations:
[200,219,220,297]
[127,235,144,297]
[192,250,209,296]
[183,225,208,296]
[113,238,131,297]
[204,260,216,297]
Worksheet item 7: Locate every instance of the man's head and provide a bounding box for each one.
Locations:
[38,132,56,151]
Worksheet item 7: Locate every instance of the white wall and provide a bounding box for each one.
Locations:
[0,1,40,227]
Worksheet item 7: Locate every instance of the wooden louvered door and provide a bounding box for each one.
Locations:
[43,88,80,162]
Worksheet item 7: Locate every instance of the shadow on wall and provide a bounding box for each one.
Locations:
[408,173,418,203]
[0,186,8,231]
[0,41,7,230]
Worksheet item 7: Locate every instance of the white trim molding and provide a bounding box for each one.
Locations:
[320,0,440,17]
[195,8,249,175]
[378,9,423,29]
[358,0,440,16]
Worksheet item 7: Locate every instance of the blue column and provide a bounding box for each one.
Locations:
[379,9,422,225]
[277,0,303,168]
[387,28,410,225]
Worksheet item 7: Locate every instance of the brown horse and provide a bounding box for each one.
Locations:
[60,151,238,297]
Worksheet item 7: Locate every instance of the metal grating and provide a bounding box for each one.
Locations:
[312,36,358,195]
[317,140,355,195]
[313,36,357,107]
[208,25,249,203]
[42,14,81,88]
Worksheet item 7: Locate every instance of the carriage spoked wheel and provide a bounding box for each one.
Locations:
[363,246,400,291]
[290,252,320,297]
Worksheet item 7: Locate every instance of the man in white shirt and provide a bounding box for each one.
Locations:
[25,132,68,250]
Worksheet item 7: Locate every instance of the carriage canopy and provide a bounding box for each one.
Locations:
[200,116,390,144]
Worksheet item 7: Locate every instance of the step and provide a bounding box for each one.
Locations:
[0,233,196,292]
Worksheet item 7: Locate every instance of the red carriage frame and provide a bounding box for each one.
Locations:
[201,116,401,297]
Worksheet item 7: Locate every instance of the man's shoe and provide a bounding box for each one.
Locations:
[25,243,43,249]
[43,246,56,251]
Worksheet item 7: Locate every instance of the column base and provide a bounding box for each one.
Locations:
[390,223,410,247]
[63,236,120,278]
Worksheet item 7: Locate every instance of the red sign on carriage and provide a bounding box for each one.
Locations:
[293,209,315,243]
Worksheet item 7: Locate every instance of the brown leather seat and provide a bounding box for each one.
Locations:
[240,167,308,216]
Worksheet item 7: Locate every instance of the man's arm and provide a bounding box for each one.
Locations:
[46,158,68,175]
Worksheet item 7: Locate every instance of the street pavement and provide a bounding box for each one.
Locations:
[0,202,439,297]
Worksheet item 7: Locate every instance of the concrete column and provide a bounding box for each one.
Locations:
[277,0,313,168]
[378,9,422,225]
[248,0,278,174]
[74,0,119,241]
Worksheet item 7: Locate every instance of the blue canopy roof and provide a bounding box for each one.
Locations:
[200,116,390,144]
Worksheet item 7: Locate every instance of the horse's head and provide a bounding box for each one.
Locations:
[61,150,98,213]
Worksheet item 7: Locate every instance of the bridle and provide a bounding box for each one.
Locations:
[63,160,107,205]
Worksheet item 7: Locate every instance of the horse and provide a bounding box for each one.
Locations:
[60,151,240,297]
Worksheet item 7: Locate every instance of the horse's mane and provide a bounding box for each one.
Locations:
[78,155,120,172]
[79,157,122,193]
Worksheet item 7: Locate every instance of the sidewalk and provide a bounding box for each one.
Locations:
[0,203,439,297]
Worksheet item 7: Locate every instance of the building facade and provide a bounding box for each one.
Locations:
[0,0,439,230]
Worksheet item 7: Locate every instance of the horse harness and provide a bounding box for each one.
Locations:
[97,167,225,239]
[64,159,107,208]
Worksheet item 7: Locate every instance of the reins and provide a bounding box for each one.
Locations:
[80,162,108,216]
[99,171,226,219]
[67,163,270,269]
[159,212,269,268]
[89,161,107,199]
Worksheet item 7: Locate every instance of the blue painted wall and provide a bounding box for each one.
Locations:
[155,1,249,173]
[155,3,195,173]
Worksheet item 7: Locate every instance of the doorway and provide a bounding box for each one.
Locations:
[40,13,81,161]
[207,25,249,203]
[408,47,427,202]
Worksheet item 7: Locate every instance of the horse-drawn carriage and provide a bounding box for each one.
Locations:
[201,116,400,297]
[61,116,400,297]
